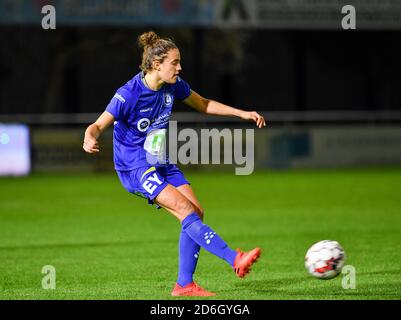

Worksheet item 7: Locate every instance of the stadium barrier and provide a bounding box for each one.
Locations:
[1,111,401,174]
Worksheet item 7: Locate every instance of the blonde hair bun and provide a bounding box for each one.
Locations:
[138,31,160,48]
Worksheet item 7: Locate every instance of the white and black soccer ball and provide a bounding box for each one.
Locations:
[305,240,346,279]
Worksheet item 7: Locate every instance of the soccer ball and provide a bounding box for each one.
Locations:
[305,240,346,279]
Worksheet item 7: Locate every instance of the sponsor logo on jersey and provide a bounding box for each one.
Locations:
[113,93,126,103]
[137,118,150,132]
[140,107,153,113]
[142,172,163,194]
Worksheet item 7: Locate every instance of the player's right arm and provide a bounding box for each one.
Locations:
[83,111,115,154]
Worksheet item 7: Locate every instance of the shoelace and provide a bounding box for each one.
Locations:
[193,283,210,293]
[193,283,202,291]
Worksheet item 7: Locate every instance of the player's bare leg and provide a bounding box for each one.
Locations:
[155,184,196,222]
[176,184,204,221]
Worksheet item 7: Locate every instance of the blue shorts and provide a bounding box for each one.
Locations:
[116,164,190,208]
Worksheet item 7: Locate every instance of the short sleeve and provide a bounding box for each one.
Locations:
[173,77,191,101]
[105,90,130,121]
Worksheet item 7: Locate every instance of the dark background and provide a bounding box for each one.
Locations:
[1,27,400,115]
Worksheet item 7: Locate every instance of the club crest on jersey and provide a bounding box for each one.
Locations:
[164,93,173,107]
[137,118,150,132]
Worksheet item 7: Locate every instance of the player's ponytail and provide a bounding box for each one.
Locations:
[138,31,177,72]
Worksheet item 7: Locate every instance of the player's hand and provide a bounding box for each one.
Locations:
[83,136,100,154]
[240,111,266,128]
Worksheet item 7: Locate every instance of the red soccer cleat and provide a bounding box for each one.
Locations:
[171,282,216,297]
[233,248,261,278]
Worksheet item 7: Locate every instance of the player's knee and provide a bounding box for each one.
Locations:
[175,198,195,217]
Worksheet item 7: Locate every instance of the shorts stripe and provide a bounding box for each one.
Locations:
[140,166,156,181]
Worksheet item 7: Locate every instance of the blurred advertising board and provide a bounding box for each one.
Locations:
[0,0,400,29]
[0,124,31,176]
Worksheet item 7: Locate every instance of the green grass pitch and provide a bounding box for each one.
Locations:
[0,168,400,300]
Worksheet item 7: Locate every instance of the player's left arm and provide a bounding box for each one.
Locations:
[183,90,266,128]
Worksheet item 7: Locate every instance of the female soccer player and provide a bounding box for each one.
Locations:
[83,31,266,297]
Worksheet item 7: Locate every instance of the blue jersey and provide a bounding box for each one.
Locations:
[105,72,191,171]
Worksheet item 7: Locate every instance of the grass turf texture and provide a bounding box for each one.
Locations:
[0,168,400,300]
